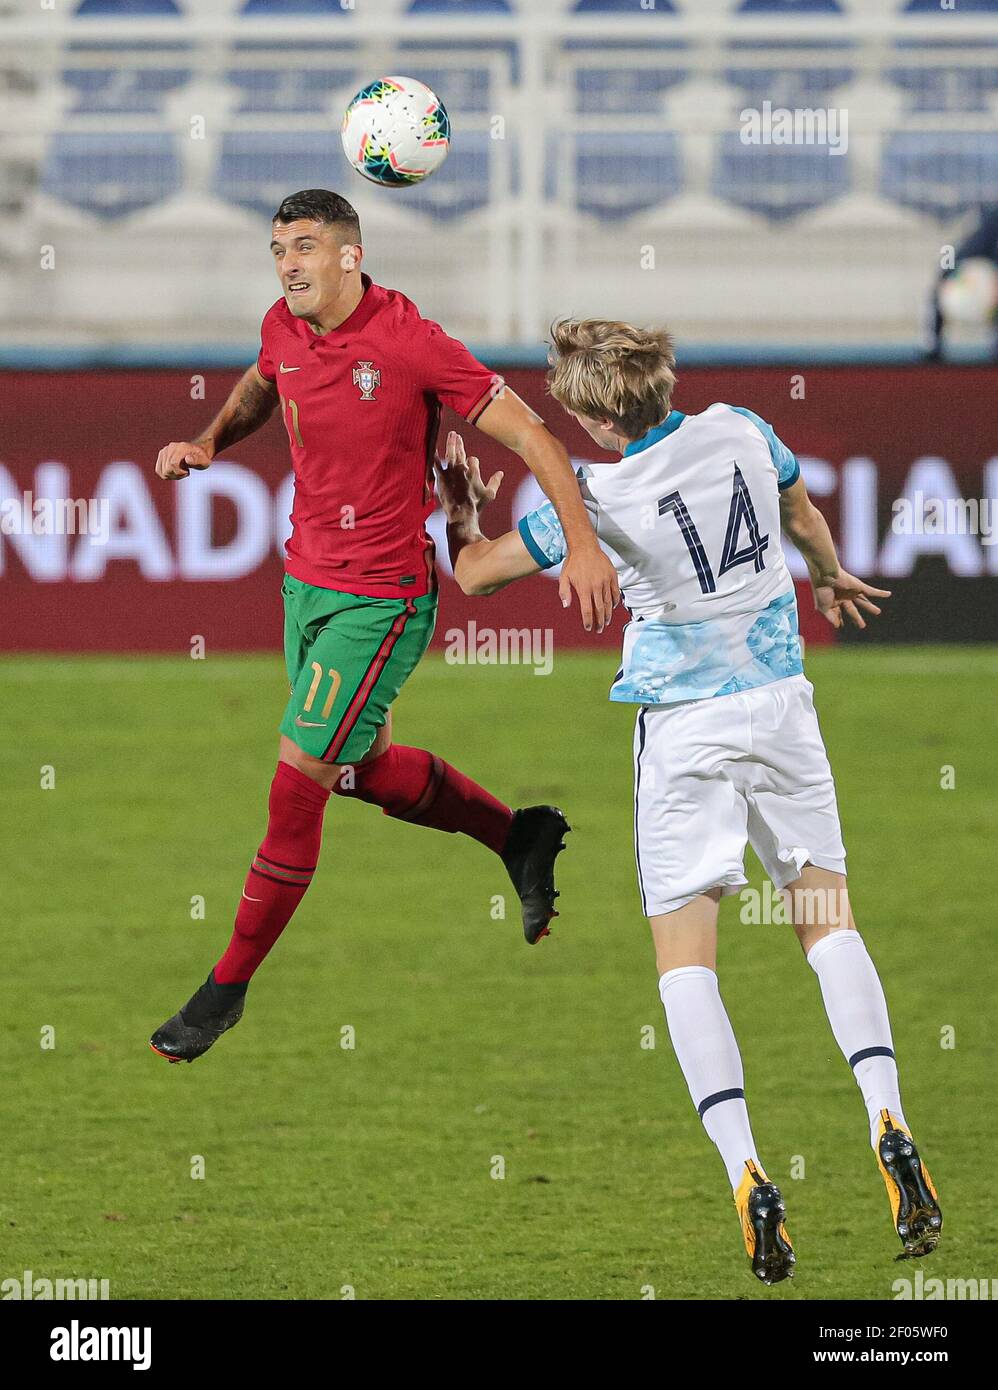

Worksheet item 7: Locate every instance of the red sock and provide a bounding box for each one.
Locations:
[214,761,330,985]
[335,744,512,855]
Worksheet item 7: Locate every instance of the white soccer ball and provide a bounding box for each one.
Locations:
[341,76,451,187]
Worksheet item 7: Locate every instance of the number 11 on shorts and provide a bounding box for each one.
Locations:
[304,662,342,720]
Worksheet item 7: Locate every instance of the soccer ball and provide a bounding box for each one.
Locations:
[341,76,451,187]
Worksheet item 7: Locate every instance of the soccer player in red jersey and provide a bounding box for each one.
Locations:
[149,189,619,1063]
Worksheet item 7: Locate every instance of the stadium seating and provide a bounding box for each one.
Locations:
[216,132,344,219]
[75,0,182,15]
[407,0,512,14]
[239,1,351,14]
[573,1,676,13]
[571,60,688,115]
[736,0,843,13]
[724,47,854,111]
[225,55,356,115]
[881,132,998,221]
[6,0,998,350]
[41,132,182,219]
[713,134,849,221]
[888,43,998,114]
[62,58,191,115]
[902,0,998,13]
[547,131,682,220]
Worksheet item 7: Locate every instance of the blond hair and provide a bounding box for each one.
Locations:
[547,318,677,440]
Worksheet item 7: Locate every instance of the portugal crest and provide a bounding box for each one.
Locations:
[352,360,381,401]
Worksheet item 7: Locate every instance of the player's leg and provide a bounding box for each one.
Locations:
[745,675,941,1256]
[280,590,567,943]
[783,866,908,1142]
[203,587,447,1002]
[286,706,514,855]
[150,580,567,1063]
[637,701,794,1283]
[782,866,941,1257]
[331,724,569,944]
[652,893,762,1189]
[149,573,328,1062]
[652,898,794,1284]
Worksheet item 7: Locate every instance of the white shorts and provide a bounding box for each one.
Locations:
[632,674,846,917]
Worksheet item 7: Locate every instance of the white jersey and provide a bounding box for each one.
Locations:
[518,404,804,705]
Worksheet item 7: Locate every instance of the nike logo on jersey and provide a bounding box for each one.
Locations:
[295,715,326,728]
[279,362,301,373]
[241,891,262,902]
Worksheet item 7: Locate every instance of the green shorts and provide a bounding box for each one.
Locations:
[280,575,438,765]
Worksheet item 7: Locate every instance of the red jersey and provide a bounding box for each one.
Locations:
[256,274,503,598]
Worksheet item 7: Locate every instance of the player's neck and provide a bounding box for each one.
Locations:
[304,275,366,336]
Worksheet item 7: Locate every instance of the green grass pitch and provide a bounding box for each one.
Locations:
[2,646,995,1300]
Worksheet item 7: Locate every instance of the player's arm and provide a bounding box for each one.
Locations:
[473,388,619,630]
[434,432,545,595]
[155,364,279,480]
[779,474,891,630]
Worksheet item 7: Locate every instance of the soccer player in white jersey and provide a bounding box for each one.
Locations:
[433,320,942,1284]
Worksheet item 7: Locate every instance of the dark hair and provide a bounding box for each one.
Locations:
[273,189,361,242]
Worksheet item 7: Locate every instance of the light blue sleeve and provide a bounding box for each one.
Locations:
[728,405,801,490]
[517,499,567,570]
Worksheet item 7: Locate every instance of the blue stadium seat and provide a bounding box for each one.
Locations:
[902,0,998,12]
[389,131,494,220]
[573,0,677,12]
[888,59,998,115]
[226,59,355,115]
[736,0,842,12]
[725,50,854,110]
[239,1,351,13]
[548,132,682,220]
[41,132,181,218]
[881,132,998,220]
[406,0,512,13]
[573,63,687,115]
[75,0,180,13]
[216,132,352,219]
[63,60,190,115]
[713,134,849,221]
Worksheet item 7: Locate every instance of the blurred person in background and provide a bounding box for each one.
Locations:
[925,204,998,360]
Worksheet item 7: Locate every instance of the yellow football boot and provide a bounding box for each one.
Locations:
[875,1111,942,1259]
[734,1159,796,1284]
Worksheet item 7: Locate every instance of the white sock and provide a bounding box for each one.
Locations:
[806,929,907,1147]
[659,965,761,1190]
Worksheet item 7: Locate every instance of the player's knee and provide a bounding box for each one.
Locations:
[278,739,340,791]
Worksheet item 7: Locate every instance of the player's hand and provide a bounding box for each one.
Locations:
[559,543,620,633]
[812,570,891,630]
[155,440,213,480]
[433,429,503,517]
